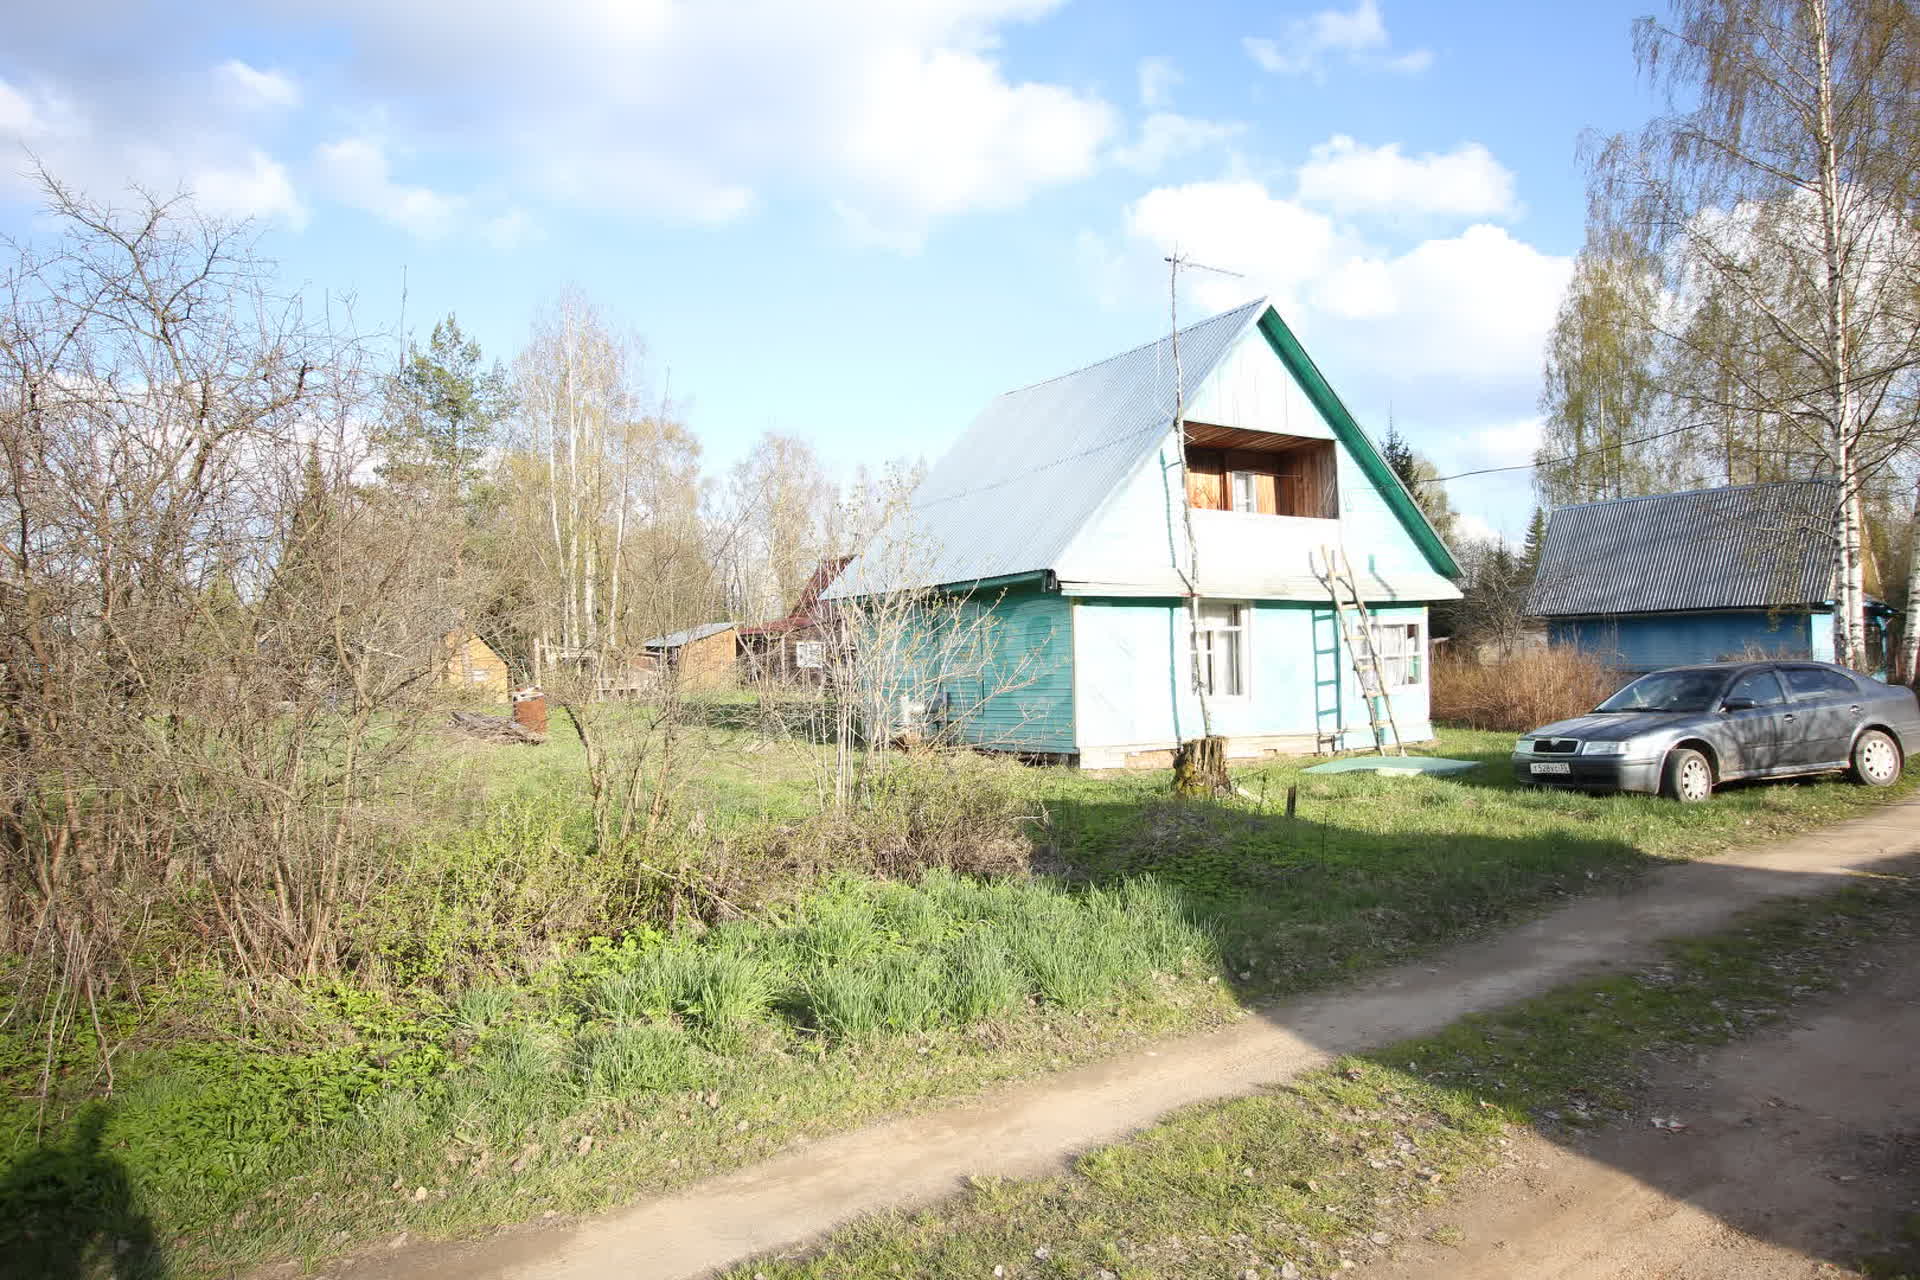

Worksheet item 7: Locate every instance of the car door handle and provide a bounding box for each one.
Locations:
[1781,712,1795,721]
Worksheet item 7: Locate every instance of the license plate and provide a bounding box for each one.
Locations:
[1530,762,1572,775]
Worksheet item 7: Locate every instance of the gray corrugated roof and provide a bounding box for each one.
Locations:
[1527,481,1838,617]
[639,621,737,649]
[823,299,1268,599]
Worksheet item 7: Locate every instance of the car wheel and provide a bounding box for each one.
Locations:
[1849,729,1902,787]
[1661,748,1714,803]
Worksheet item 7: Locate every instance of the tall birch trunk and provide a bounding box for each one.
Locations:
[1811,0,1867,668]
[1901,472,1920,685]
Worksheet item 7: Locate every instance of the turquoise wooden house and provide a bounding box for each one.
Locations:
[822,299,1462,769]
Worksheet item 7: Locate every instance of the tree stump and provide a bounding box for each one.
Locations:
[1172,734,1229,797]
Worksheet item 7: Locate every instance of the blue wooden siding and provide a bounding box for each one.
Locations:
[934,586,1076,753]
[1550,610,1818,672]
[1071,598,1434,754]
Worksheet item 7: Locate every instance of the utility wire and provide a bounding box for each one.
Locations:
[1414,422,1701,486]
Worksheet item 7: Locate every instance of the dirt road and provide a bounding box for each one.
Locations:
[335,793,1920,1280]
[1374,933,1920,1279]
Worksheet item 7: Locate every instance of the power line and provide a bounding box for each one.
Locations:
[1415,422,1701,486]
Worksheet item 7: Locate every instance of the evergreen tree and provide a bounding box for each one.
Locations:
[1381,421,1417,493]
[1377,420,1459,546]
[1522,506,1549,576]
[380,315,514,491]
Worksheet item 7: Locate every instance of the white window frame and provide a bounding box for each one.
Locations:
[1229,470,1260,514]
[794,639,827,669]
[1195,600,1251,699]
[1367,619,1424,689]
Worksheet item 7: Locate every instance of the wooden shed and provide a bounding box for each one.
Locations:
[443,629,511,698]
[639,622,740,690]
[740,556,852,683]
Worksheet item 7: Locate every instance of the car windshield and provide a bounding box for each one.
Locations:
[1594,669,1726,713]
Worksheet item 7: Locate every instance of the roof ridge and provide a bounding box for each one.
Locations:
[994,296,1268,399]
[1554,477,1833,513]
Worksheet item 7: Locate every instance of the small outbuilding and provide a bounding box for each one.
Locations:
[443,628,511,698]
[740,556,852,682]
[1527,480,1891,674]
[638,621,740,689]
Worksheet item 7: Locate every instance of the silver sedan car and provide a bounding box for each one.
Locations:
[1512,661,1920,803]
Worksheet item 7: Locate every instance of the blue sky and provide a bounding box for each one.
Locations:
[0,0,1662,541]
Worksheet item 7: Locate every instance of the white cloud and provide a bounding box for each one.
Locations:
[213,59,299,110]
[314,136,461,238]
[1137,56,1181,108]
[1111,113,1244,174]
[1109,180,1570,396]
[0,1,1113,246]
[0,71,308,227]
[481,207,539,250]
[1243,0,1431,81]
[1451,511,1510,546]
[307,0,1113,247]
[190,149,307,226]
[0,78,46,138]
[1297,135,1516,221]
[1345,226,1570,381]
[833,45,1113,245]
[1124,180,1346,313]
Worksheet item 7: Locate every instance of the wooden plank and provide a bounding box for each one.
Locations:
[1184,447,1227,510]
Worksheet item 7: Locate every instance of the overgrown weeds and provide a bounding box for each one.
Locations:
[1431,648,1620,731]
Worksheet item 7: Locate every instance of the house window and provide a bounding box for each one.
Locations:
[794,640,826,669]
[1367,620,1423,688]
[1197,601,1249,698]
[1230,470,1260,513]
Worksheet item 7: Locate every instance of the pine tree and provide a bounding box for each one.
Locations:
[1381,421,1417,493]
[1522,507,1549,576]
[380,315,514,491]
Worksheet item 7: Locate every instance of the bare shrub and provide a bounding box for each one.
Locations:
[0,177,473,1065]
[1432,648,1620,732]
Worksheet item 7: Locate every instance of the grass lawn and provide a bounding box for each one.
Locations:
[3,713,1911,1279]
[730,876,1920,1279]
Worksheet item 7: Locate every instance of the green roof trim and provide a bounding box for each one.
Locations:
[936,570,1052,595]
[1254,308,1462,580]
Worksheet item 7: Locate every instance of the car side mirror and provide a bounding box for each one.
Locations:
[1721,696,1759,712]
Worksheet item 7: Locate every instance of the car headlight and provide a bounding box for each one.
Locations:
[1581,740,1630,756]
[1513,737,1536,754]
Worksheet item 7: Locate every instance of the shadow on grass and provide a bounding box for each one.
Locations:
[0,1107,168,1279]
[1043,794,1647,999]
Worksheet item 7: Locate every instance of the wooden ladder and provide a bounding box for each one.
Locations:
[1312,545,1405,757]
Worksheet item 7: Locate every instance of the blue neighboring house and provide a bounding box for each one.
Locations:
[1527,480,1892,675]
[821,298,1463,769]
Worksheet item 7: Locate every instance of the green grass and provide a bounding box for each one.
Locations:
[4,725,1911,1278]
[733,876,1920,1280]
[1,872,1228,1278]
[1036,728,1915,996]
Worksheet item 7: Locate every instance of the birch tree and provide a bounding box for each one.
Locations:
[499,291,717,685]
[716,432,835,619]
[1536,236,1674,504]
[1585,0,1920,668]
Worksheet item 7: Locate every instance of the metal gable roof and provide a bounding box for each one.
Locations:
[638,620,738,649]
[1526,480,1838,617]
[823,299,1267,599]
